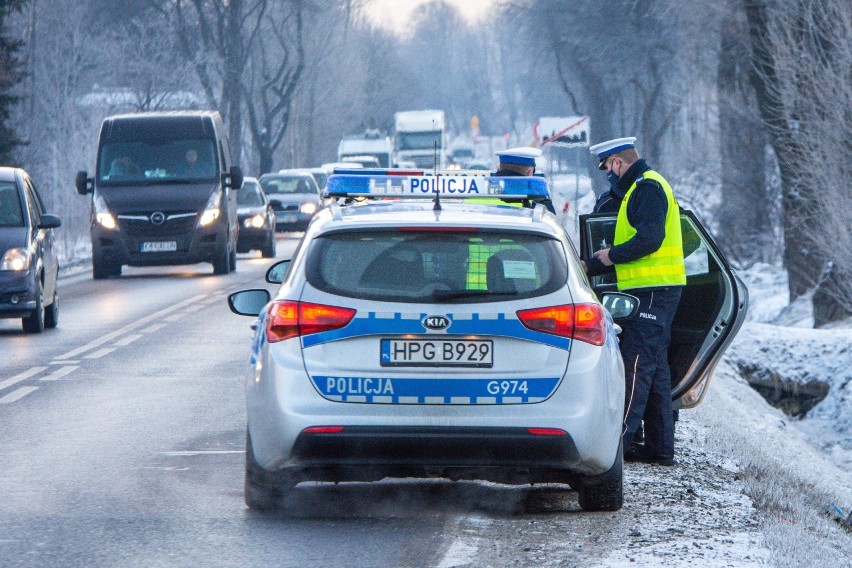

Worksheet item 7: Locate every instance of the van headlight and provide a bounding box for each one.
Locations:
[199,189,222,227]
[300,202,318,215]
[1,248,31,271]
[93,193,116,230]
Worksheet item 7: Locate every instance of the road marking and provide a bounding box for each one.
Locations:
[161,450,243,456]
[85,347,116,359]
[53,293,208,360]
[50,360,79,365]
[164,312,187,322]
[113,334,142,347]
[140,323,166,333]
[40,366,80,381]
[0,386,39,404]
[0,367,47,391]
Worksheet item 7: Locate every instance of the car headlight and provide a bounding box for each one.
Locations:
[245,214,266,228]
[1,248,31,271]
[300,202,318,215]
[199,189,222,227]
[93,193,116,230]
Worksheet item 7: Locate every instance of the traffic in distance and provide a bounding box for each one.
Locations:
[227,168,746,512]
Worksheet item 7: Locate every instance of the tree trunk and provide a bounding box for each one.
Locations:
[742,0,818,300]
[717,5,772,264]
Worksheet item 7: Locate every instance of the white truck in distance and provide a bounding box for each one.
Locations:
[393,110,445,169]
[337,130,393,168]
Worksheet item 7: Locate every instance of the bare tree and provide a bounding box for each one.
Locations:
[743,0,852,323]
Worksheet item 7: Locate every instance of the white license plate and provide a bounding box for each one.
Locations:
[140,241,177,252]
[380,339,493,367]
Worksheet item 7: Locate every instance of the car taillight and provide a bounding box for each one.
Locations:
[266,301,356,343]
[516,303,606,346]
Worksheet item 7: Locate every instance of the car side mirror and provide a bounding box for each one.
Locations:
[227,166,244,189]
[600,292,640,321]
[75,171,92,195]
[265,259,291,284]
[38,213,62,229]
[228,289,271,316]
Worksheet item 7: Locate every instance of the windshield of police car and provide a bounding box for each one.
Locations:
[305,230,568,303]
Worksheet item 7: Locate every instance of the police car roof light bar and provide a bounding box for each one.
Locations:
[325,172,550,201]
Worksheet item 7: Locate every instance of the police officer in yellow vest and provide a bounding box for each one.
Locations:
[584,137,686,466]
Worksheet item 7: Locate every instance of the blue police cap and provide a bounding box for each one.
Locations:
[589,137,637,170]
[495,146,542,167]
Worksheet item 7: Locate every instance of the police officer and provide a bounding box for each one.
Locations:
[583,137,685,466]
[493,147,556,214]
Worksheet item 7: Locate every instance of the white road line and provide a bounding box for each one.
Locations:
[113,334,142,347]
[85,347,116,359]
[140,323,166,333]
[53,293,208,360]
[0,386,39,404]
[164,313,187,322]
[50,360,80,365]
[160,450,243,456]
[40,366,80,381]
[0,367,47,391]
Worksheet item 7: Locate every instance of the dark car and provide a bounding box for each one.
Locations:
[0,167,61,333]
[236,177,276,258]
[259,170,323,232]
[76,111,243,278]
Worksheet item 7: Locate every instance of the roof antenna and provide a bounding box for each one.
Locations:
[433,132,441,211]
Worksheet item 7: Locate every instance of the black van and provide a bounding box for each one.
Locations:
[76,111,243,278]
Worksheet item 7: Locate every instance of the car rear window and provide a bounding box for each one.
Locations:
[0,182,24,227]
[305,229,568,303]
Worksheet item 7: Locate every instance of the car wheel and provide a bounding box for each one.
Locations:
[212,244,230,275]
[261,233,276,258]
[244,430,291,511]
[22,282,45,334]
[229,247,238,273]
[44,290,59,329]
[577,444,623,512]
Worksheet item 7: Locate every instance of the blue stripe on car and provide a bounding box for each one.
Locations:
[311,375,561,404]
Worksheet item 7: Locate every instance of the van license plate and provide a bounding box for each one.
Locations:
[380,339,493,367]
[141,241,177,252]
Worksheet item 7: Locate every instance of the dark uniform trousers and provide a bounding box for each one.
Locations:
[619,286,682,458]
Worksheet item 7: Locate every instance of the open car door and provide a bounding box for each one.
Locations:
[579,209,749,409]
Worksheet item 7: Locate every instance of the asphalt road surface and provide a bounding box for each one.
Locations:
[0,238,766,568]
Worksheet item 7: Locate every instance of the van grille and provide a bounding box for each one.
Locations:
[116,212,198,237]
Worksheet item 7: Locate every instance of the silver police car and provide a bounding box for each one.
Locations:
[228,170,746,513]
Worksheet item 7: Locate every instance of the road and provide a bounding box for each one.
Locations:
[0,238,769,568]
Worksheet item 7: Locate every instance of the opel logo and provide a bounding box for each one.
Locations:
[150,212,166,225]
[422,315,451,331]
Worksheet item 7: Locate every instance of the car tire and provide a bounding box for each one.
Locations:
[213,244,230,275]
[44,290,59,329]
[22,282,45,334]
[93,255,119,279]
[261,234,276,259]
[244,430,291,511]
[229,247,238,273]
[577,444,623,512]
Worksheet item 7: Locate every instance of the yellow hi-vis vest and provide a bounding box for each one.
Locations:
[613,170,686,291]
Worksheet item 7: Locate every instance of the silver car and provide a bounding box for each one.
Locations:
[228,171,746,513]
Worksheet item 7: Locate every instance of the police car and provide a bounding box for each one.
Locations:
[227,169,746,512]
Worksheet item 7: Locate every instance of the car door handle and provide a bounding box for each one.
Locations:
[250,321,259,331]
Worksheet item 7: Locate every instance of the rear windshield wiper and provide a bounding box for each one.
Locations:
[431,289,517,301]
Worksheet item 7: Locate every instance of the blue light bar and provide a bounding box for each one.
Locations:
[325,173,550,200]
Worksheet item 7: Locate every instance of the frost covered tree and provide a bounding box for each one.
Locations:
[743,0,852,324]
[0,0,27,163]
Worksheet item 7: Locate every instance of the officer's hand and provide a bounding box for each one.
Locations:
[594,248,614,266]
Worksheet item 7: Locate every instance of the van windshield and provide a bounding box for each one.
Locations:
[98,139,218,185]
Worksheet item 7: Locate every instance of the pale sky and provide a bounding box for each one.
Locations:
[365,0,494,31]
